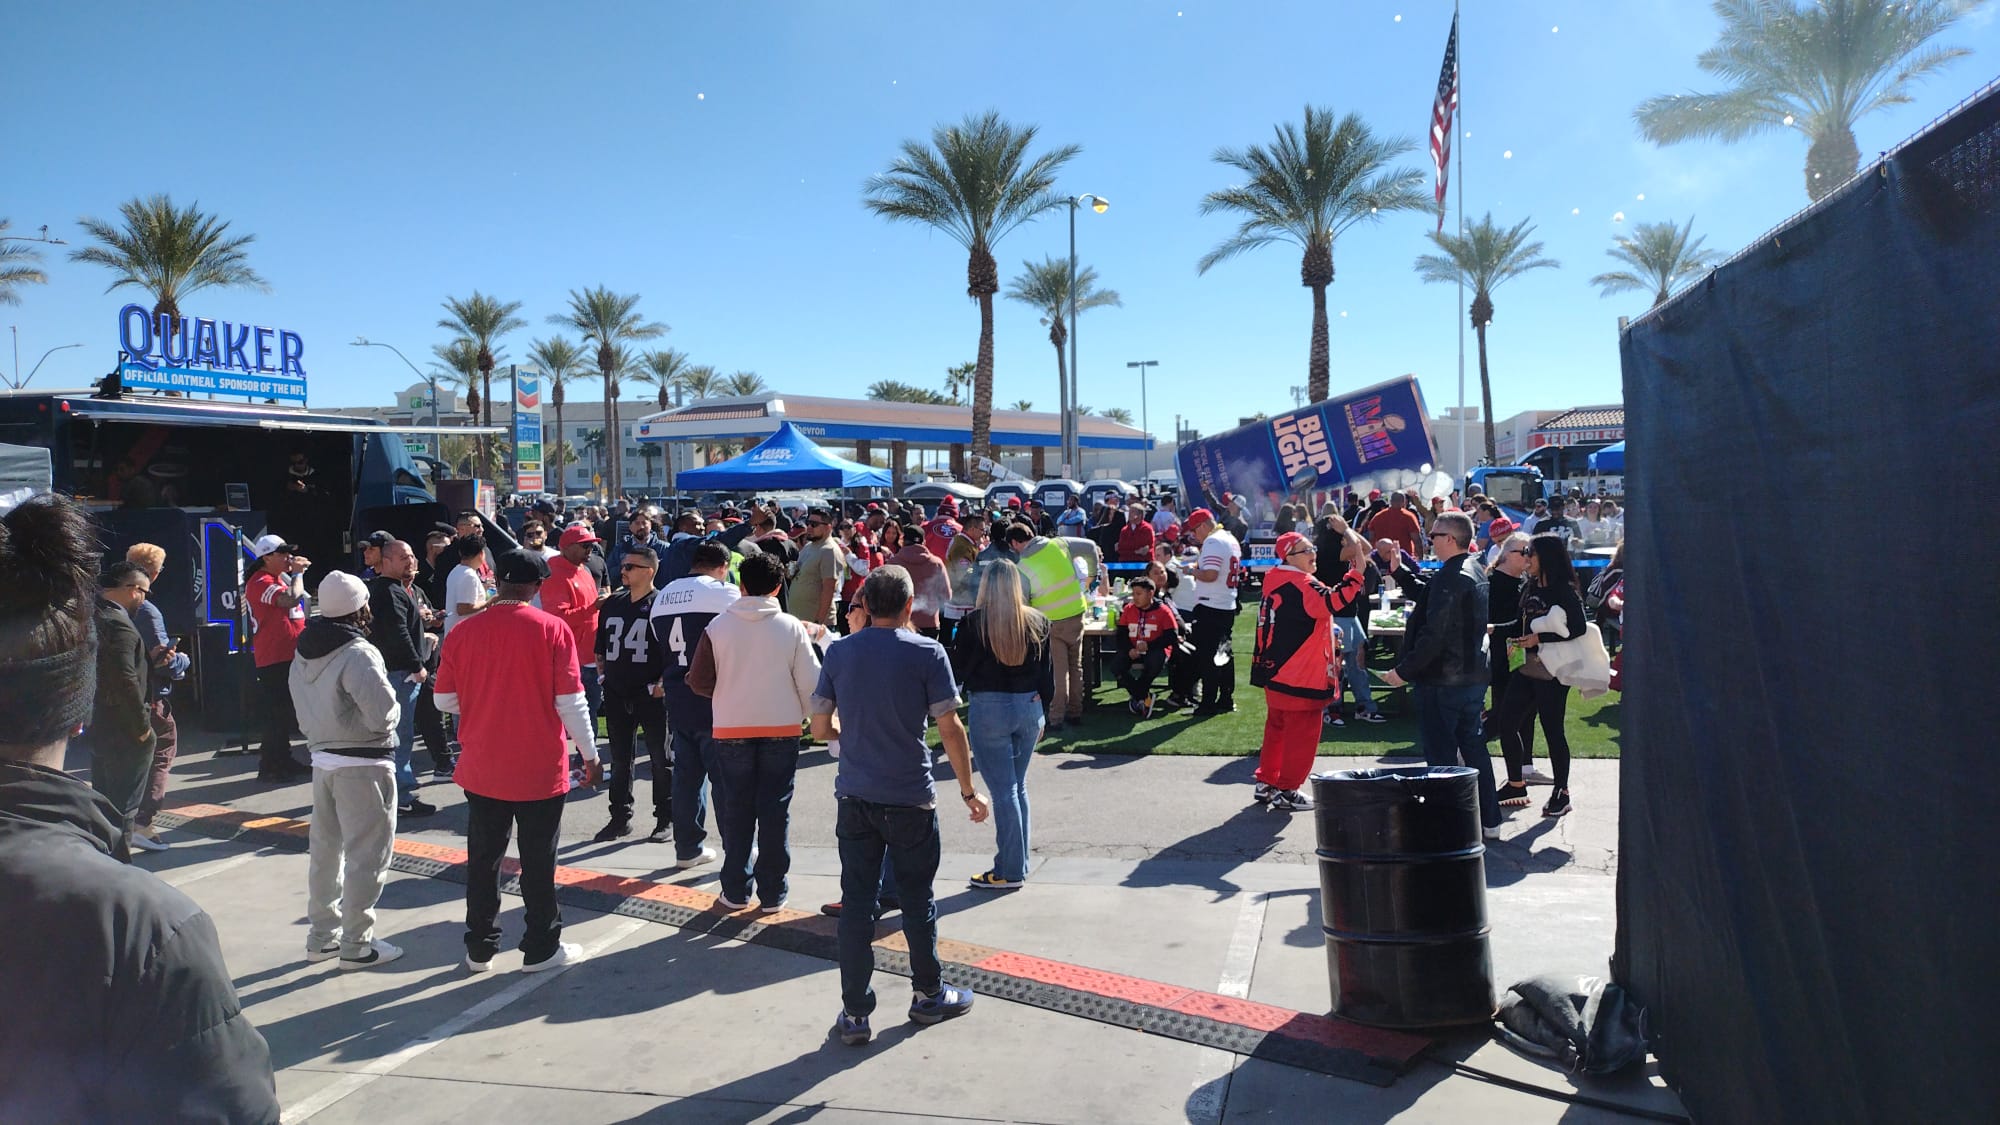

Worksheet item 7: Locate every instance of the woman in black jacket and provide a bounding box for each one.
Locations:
[953,559,1054,892]
[1494,534,1588,818]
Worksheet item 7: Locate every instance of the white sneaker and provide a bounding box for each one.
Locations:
[463,953,493,974]
[1268,789,1315,812]
[1523,767,1555,786]
[339,940,404,970]
[757,896,789,913]
[522,942,583,973]
[1252,782,1276,804]
[1483,826,1502,841]
[307,940,341,963]
[676,847,717,870]
[129,827,169,852]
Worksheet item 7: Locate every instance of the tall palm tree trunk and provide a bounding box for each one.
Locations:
[604,368,620,499]
[1474,320,1497,465]
[552,386,565,495]
[1308,284,1332,403]
[1806,127,1861,202]
[971,293,996,485]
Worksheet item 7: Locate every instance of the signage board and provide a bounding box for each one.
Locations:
[1176,375,1447,526]
[513,368,544,494]
[116,304,307,404]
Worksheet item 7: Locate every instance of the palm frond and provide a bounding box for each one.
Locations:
[862,111,1078,256]
[68,194,267,312]
[1411,213,1560,300]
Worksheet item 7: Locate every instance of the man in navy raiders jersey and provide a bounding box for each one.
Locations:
[648,541,739,868]
[593,545,670,842]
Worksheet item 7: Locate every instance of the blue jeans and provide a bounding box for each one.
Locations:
[670,727,710,861]
[392,677,423,803]
[706,736,799,905]
[1413,681,1500,828]
[1335,617,1375,713]
[969,691,1042,881]
[836,798,942,1017]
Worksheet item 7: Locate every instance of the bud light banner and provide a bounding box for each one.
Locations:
[1176,375,1445,526]
[116,304,308,404]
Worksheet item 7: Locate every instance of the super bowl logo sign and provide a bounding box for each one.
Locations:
[750,448,794,464]
[1342,395,1407,464]
[117,305,308,404]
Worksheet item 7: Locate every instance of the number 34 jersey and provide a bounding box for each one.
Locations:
[595,588,665,695]
[647,573,742,729]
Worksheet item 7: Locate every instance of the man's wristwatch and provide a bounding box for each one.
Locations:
[961,790,977,803]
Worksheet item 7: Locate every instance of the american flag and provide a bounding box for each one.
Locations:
[1429,14,1459,232]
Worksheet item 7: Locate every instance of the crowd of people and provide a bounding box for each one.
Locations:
[1248,484,1623,827]
[0,470,1627,1113]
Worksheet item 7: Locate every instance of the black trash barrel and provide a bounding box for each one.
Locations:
[1312,765,1493,1028]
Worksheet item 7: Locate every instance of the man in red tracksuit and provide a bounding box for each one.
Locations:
[1249,531,1366,811]
[1114,577,1180,717]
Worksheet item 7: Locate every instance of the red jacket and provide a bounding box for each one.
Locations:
[1117,519,1157,563]
[539,556,600,667]
[1250,564,1364,704]
[1117,600,1180,651]
[923,516,961,561]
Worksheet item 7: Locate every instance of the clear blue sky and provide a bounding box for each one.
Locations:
[7,1,1995,439]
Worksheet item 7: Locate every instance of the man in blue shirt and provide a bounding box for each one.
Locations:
[810,564,989,1047]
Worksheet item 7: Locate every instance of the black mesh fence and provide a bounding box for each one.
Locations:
[1613,83,2000,1123]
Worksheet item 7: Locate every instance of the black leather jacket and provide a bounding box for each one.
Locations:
[1392,553,1490,687]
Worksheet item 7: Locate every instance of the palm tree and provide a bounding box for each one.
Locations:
[637,347,694,410]
[1004,256,1123,437]
[868,380,952,404]
[439,292,526,472]
[430,339,482,416]
[0,220,51,306]
[638,443,662,492]
[1634,0,1977,202]
[70,194,267,319]
[581,427,608,490]
[863,111,1080,485]
[1412,213,1561,463]
[722,370,767,397]
[1009,399,1035,411]
[943,361,975,404]
[1198,106,1430,403]
[1590,218,1723,308]
[527,336,590,492]
[549,287,666,499]
[1102,407,1136,426]
[681,364,721,401]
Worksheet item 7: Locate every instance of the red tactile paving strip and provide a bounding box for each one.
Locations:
[155,801,1432,1083]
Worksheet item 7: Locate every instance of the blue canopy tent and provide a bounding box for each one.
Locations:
[1589,441,1625,472]
[675,421,892,490]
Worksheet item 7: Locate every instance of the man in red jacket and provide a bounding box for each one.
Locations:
[438,549,603,973]
[1116,506,1157,563]
[1114,576,1179,716]
[543,524,606,754]
[1249,532,1366,811]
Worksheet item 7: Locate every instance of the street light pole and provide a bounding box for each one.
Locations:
[352,338,441,457]
[1066,194,1108,478]
[1125,360,1158,480]
[18,343,84,389]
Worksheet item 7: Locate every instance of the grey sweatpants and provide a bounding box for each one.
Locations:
[306,764,398,957]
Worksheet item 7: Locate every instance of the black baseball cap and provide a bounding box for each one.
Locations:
[362,530,394,549]
[494,549,551,584]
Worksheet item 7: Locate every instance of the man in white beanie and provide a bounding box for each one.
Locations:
[290,570,404,969]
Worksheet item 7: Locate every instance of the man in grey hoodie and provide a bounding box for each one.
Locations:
[290,571,404,969]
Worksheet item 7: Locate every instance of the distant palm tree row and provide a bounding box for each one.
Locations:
[12,1,1975,483]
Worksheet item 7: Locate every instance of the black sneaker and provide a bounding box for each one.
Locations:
[821,898,902,921]
[1162,694,1193,711]
[593,819,632,843]
[1192,700,1235,716]
[398,798,438,817]
[648,819,670,842]
[1541,789,1572,818]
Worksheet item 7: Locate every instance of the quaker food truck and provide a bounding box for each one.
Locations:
[0,304,497,730]
[1175,375,1449,565]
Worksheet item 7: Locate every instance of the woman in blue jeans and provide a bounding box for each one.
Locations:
[953,560,1053,890]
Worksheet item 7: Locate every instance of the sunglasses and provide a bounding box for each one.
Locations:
[1428,531,1453,539]
[807,520,828,528]
[1286,546,1315,556]
[620,562,655,571]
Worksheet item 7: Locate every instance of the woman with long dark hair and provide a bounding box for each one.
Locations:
[1494,534,1588,818]
[954,559,1053,890]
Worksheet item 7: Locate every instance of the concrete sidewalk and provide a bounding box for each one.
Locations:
[130,735,1678,1123]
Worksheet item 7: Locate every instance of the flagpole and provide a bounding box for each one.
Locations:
[1454,0,1468,485]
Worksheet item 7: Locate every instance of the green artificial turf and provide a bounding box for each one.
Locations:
[1040,608,1622,759]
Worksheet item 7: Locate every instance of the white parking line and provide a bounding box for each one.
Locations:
[1187,890,1271,1124]
[281,917,649,1123]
